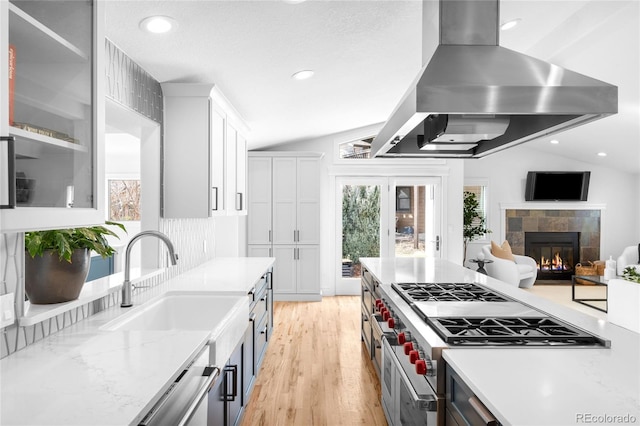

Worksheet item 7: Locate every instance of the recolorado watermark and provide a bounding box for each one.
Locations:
[576,413,638,424]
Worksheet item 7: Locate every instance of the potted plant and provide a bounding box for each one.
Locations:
[463,191,491,263]
[24,222,126,304]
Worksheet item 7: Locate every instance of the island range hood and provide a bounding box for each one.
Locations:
[370,0,618,158]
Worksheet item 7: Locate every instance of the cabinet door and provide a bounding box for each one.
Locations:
[297,245,320,294]
[210,106,226,215]
[1,0,105,231]
[243,318,255,404]
[247,157,272,244]
[226,340,244,426]
[235,133,247,215]
[207,371,226,426]
[225,122,237,215]
[296,157,320,245]
[272,157,296,244]
[163,95,210,218]
[272,245,296,294]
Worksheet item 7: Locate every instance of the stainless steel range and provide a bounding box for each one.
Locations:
[366,278,610,426]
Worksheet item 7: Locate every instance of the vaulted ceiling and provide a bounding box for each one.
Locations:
[105,1,639,174]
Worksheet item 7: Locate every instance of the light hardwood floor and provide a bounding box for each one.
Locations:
[241,296,387,426]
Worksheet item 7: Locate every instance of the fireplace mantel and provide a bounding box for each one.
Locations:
[500,203,606,211]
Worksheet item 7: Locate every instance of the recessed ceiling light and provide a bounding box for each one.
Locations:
[597,152,607,157]
[500,18,522,31]
[139,16,177,34]
[550,139,560,144]
[292,70,314,80]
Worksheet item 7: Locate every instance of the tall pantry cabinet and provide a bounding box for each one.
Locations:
[247,152,322,301]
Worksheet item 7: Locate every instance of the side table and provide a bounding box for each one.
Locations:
[469,259,493,275]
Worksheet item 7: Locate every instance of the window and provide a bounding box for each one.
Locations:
[108,179,141,221]
[396,186,412,211]
[463,183,488,239]
[338,137,373,159]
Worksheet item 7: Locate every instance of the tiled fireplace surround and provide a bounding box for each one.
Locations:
[505,209,601,263]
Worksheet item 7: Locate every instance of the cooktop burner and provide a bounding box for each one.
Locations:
[392,282,509,302]
[427,317,608,347]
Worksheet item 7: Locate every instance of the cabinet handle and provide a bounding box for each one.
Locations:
[236,192,243,210]
[269,247,272,257]
[211,187,218,211]
[468,396,497,425]
[249,312,256,322]
[223,365,238,401]
[0,136,16,209]
[268,230,272,243]
[260,326,267,335]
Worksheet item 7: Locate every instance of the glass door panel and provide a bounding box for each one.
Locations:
[8,0,94,208]
[341,183,381,278]
[391,178,441,258]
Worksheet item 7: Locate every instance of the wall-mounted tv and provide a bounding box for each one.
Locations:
[525,171,590,201]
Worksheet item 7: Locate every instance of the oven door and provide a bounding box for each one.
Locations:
[381,337,438,426]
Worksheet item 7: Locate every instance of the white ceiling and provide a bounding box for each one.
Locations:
[104,0,640,174]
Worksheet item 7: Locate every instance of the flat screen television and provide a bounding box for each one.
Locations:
[524,171,590,201]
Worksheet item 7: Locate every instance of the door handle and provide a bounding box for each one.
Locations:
[211,187,218,211]
[236,192,243,210]
[0,136,16,209]
[223,365,238,401]
[435,235,440,251]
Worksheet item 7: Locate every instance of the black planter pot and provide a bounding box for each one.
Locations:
[25,248,91,304]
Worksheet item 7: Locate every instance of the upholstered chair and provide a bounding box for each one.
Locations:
[616,245,640,275]
[481,243,538,288]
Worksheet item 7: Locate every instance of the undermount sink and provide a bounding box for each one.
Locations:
[101,291,246,331]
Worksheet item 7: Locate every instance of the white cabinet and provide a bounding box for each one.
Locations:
[161,83,247,218]
[225,122,247,215]
[247,152,322,301]
[0,0,105,231]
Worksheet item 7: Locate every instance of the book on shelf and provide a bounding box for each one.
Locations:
[12,122,79,144]
[9,44,16,126]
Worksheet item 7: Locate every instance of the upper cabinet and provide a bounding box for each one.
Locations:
[0,0,105,232]
[161,83,248,218]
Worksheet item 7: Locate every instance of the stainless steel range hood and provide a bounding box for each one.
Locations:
[371,0,618,158]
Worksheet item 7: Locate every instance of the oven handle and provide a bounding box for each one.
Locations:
[382,337,437,411]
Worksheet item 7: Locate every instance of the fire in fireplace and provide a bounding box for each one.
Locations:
[525,232,580,280]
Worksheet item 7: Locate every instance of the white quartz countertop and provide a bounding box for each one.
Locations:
[361,257,640,426]
[0,257,275,426]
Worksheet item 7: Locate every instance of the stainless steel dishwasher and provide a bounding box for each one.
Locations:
[139,345,220,426]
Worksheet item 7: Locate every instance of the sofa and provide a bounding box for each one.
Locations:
[616,245,640,275]
[481,244,538,288]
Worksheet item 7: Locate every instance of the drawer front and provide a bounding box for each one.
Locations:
[252,287,268,327]
[250,275,269,306]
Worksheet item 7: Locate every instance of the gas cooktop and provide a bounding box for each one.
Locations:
[392,282,509,303]
[390,281,610,348]
[427,317,609,347]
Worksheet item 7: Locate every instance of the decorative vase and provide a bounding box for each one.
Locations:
[25,248,91,304]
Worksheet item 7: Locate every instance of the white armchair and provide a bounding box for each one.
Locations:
[616,245,640,275]
[481,245,538,288]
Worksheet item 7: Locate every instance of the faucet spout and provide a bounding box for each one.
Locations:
[121,230,178,308]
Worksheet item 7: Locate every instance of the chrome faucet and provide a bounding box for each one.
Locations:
[121,230,179,308]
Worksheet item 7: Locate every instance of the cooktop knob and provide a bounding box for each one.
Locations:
[387,317,395,328]
[382,310,390,321]
[415,359,427,375]
[397,332,406,344]
[403,342,414,355]
[409,350,420,364]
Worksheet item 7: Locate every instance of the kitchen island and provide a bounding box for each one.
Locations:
[0,257,274,426]
[362,257,640,426]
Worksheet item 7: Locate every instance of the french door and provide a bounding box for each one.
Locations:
[336,176,442,294]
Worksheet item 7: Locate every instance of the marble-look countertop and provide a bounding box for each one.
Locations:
[361,257,640,426]
[0,257,275,426]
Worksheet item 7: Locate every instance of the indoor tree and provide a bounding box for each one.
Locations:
[463,191,491,262]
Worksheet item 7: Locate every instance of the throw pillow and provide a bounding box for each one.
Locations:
[491,240,516,262]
